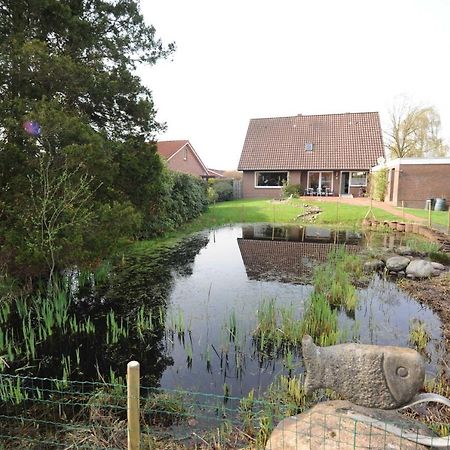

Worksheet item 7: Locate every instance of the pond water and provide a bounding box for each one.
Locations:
[156,225,444,396]
[1,224,445,399]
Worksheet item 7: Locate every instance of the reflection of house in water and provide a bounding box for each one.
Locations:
[238,225,361,282]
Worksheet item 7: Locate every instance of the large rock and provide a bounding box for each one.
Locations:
[396,246,413,256]
[386,256,411,272]
[266,400,432,450]
[431,261,446,271]
[363,259,385,273]
[406,259,434,278]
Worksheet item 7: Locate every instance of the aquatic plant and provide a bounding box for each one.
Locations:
[313,247,360,311]
[106,310,128,344]
[238,388,256,435]
[253,299,303,355]
[409,320,431,352]
[300,293,339,346]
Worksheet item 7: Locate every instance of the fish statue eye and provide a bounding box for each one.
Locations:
[396,366,409,378]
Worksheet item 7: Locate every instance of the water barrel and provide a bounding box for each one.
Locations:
[434,198,448,211]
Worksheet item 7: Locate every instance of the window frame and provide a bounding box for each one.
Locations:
[307,171,334,192]
[254,171,289,188]
[349,171,368,187]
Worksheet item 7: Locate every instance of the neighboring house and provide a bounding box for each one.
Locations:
[206,168,225,178]
[237,112,384,198]
[156,140,210,179]
[372,158,450,208]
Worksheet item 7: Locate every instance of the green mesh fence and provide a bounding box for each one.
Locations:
[1,373,449,449]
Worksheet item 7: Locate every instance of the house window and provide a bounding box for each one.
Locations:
[183,148,188,160]
[305,143,313,151]
[255,171,288,188]
[307,171,333,191]
[350,171,367,186]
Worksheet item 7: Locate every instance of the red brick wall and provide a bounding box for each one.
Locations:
[167,146,208,177]
[394,164,450,208]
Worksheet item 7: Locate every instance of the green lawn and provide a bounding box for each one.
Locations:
[203,198,400,226]
[134,199,401,252]
[401,207,450,228]
[133,198,400,253]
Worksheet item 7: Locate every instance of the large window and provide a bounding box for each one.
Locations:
[350,171,367,186]
[307,171,333,191]
[255,171,288,187]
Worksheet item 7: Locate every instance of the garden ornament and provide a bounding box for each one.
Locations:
[302,335,450,448]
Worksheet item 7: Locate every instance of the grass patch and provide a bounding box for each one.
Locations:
[401,207,449,227]
[405,237,441,254]
[205,199,400,227]
[429,251,450,265]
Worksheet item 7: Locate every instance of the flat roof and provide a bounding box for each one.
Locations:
[372,157,450,171]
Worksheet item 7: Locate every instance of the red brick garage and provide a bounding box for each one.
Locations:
[372,158,450,209]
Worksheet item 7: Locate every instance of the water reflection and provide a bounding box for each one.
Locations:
[242,224,364,244]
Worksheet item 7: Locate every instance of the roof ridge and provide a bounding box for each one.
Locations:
[250,111,379,121]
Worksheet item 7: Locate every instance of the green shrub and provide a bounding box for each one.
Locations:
[142,169,208,236]
[283,183,303,197]
[209,179,233,202]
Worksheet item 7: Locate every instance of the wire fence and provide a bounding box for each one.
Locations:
[0,371,284,449]
[1,371,450,449]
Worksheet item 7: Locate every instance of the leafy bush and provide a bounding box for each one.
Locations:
[208,179,233,202]
[207,186,218,204]
[142,169,208,236]
[282,183,303,197]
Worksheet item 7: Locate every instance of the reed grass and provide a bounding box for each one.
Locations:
[313,247,360,311]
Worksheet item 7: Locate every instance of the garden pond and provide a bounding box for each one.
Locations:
[0,224,446,399]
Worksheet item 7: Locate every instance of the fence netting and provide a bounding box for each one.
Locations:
[1,373,449,449]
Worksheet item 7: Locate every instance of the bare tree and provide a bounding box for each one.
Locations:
[386,98,449,158]
[27,154,98,285]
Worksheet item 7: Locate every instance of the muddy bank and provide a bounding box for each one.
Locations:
[399,275,450,349]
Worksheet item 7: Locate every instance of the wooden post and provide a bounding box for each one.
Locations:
[127,361,140,450]
[428,202,432,228]
[336,197,339,223]
[448,208,450,235]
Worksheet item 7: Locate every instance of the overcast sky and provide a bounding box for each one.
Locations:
[139,0,450,170]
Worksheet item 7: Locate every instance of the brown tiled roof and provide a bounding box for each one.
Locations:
[156,140,189,159]
[238,112,384,171]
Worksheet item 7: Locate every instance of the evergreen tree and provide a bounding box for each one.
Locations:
[0,0,174,277]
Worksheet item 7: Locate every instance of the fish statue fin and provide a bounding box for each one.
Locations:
[302,334,322,395]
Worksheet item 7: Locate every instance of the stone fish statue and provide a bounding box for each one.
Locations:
[302,335,425,409]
